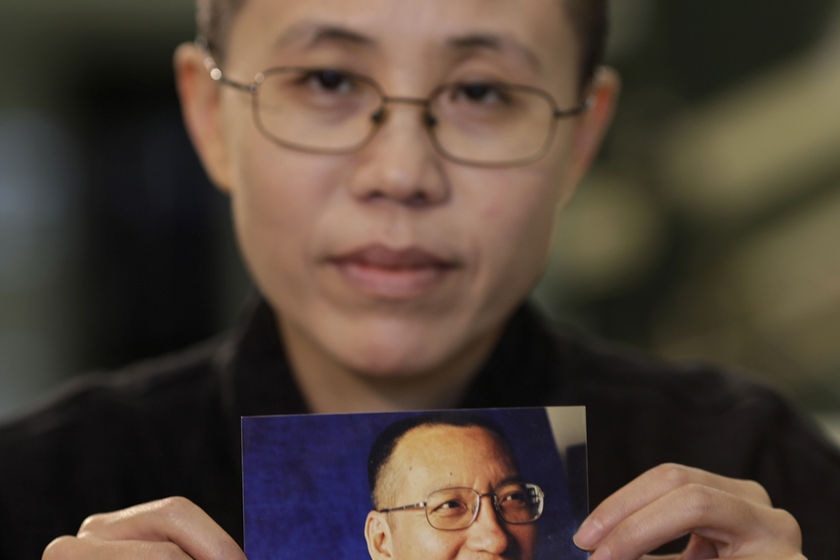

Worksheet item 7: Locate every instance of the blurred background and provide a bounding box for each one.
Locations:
[1,1,839,439]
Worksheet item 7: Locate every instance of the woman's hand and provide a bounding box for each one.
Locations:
[42,497,246,560]
[574,463,806,560]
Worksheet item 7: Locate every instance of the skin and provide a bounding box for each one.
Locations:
[365,425,537,560]
[40,1,805,559]
[177,0,616,413]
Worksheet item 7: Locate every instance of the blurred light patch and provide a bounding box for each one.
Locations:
[0,111,81,417]
[660,50,840,225]
[651,185,840,408]
[536,170,667,306]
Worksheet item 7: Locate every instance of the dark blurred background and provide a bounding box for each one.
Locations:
[1,1,839,438]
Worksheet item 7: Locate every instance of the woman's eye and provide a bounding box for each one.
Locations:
[454,82,509,105]
[303,70,354,93]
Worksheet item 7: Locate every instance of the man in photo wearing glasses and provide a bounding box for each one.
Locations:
[365,414,546,560]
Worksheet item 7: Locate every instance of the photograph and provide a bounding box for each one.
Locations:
[241,407,587,560]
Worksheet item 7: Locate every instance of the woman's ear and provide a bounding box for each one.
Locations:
[567,66,621,184]
[365,511,394,560]
[173,42,234,193]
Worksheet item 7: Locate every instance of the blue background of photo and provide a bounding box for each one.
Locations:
[242,408,587,560]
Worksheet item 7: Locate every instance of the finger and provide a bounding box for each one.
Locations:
[587,483,801,560]
[43,535,194,560]
[680,533,729,560]
[75,497,245,560]
[575,463,770,549]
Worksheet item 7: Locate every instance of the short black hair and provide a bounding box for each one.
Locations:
[367,411,516,507]
[564,0,609,89]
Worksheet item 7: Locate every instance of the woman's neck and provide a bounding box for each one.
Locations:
[278,318,501,414]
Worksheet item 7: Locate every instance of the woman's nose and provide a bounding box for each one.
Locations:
[345,101,449,207]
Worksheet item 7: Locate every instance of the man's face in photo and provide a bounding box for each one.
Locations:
[366,424,538,560]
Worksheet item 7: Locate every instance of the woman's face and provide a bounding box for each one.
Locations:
[188,0,611,383]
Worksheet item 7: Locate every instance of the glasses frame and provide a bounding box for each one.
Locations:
[378,482,545,531]
[199,41,591,168]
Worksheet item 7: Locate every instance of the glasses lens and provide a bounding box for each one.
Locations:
[495,483,544,524]
[425,488,478,530]
[254,68,381,153]
[429,82,556,165]
[424,484,544,530]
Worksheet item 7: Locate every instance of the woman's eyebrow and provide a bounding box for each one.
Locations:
[272,20,376,52]
[269,23,544,77]
[446,32,543,74]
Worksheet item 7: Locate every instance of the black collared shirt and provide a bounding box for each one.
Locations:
[2,299,839,559]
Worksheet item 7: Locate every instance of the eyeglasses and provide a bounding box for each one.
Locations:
[378,482,544,530]
[202,52,589,167]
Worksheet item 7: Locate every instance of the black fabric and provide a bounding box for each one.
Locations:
[1,298,839,559]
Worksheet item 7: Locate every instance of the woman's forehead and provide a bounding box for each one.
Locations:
[227,0,578,76]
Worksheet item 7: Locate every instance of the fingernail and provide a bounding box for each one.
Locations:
[573,517,603,549]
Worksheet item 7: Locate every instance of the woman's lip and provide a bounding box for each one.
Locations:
[328,244,457,299]
[332,244,454,269]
